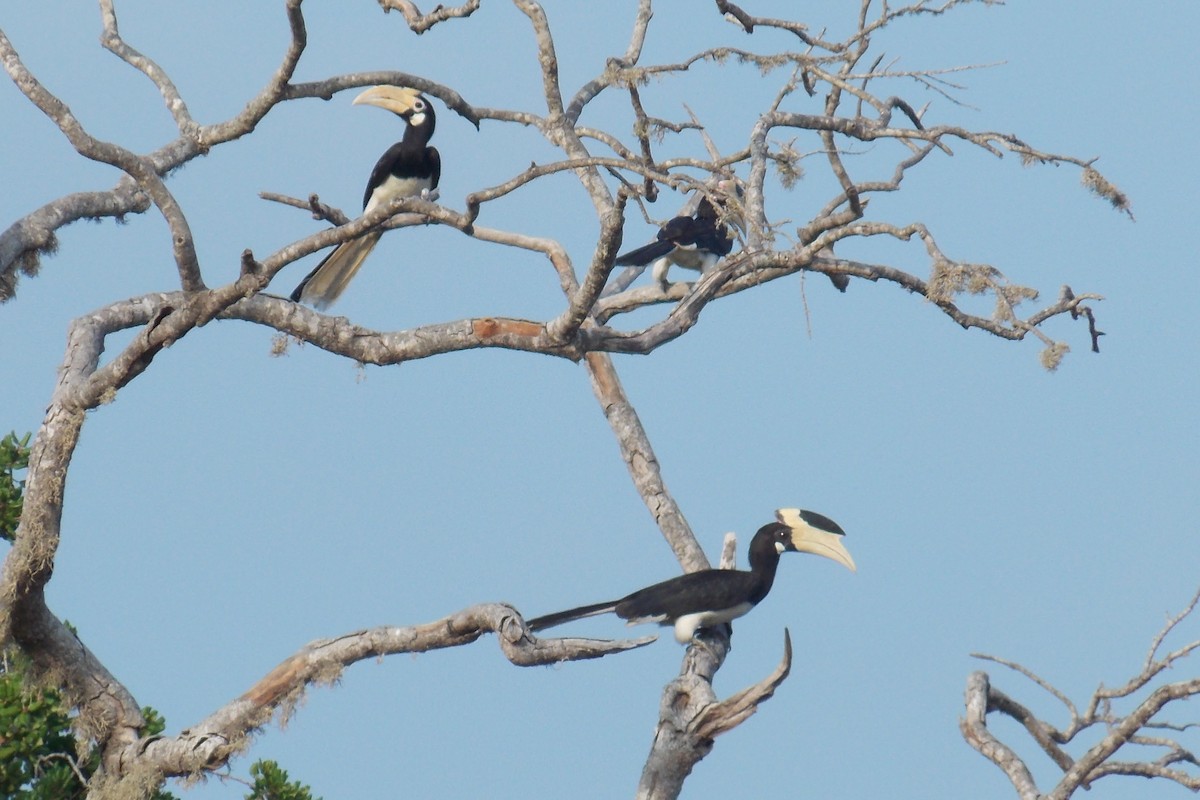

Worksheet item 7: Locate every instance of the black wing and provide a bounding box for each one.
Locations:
[360,143,441,209]
[614,214,704,266]
[614,238,677,267]
[614,569,761,623]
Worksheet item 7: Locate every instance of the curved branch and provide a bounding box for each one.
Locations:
[636,628,793,799]
[98,0,200,139]
[285,71,481,129]
[692,629,792,740]
[379,0,482,34]
[122,604,653,778]
[512,0,614,215]
[197,0,309,146]
[0,0,310,298]
[511,0,565,120]
[0,29,203,290]
[546,193,626,342]
[0,309,155,775]
[960,672,1041,800]
[965,587,1200,799]
[0,181,150,302]
[564,0,653,124]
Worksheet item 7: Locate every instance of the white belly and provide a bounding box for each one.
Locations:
[365,174,432,212]
[669,246,720,272]
[672,602,754,643]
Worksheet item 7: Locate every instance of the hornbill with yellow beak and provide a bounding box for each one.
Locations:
[291,86,440,310]
[527,508,855,644]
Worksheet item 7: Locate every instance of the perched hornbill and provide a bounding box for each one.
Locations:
[614,185,740,290]
[527,508,855,643]
[291,86,440,310]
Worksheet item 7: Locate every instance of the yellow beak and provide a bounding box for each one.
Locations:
[352,85,423,115]
[777,507,857,572]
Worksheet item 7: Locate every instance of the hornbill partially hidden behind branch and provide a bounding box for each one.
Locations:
[290,86,440,310]
[527,508,855,644]
[614,181,742,290]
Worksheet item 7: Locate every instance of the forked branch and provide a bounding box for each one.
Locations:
[963,587,1200,798]
[0,1,1137,797]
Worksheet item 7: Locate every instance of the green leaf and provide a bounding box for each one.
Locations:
[0,430,32,542]
[245,759,321,800]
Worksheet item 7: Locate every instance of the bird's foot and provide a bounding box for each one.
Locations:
[690,625,732,656]
[420,187,440,202]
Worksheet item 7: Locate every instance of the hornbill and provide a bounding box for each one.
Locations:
[290,86,440,310]
[614,185,741,290]
[527,508,855,644]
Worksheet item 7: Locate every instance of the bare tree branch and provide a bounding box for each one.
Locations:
[379,0,482,34]
[0,27,204,292]
[635,628,794,798]
[98,0,200,139]
[692,629,792,740]
[961,672,1042,800]
[0,183,151,302]
[964,587,1200,799]
[0,0,311,298]
[636,629,731,799]
[1,0,1140,795]
[120,604,653,779]
[582,353,705,571]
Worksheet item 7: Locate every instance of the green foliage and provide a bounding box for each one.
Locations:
[245,761,322,800]
[1,650,189,800]
[140,706,167,738]
[0,431,31,542]
[0,650,86,800]
[1,431,318,797]
[0,651,320,798]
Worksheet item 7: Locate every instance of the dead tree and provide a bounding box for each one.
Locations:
[962,588,1200,799]
[0,1,1148,797]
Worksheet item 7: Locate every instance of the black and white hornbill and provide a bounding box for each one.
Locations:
[527,508,855,644]
[290,86,440,310]
[614,186,740,290]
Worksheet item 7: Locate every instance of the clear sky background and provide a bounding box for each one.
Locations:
[2,2,1198,798]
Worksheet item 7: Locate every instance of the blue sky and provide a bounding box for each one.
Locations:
[3,2,1198,798]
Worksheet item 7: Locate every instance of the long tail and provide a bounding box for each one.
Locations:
[614,239,674,267]
[526,600,618,633]
[290,230,384,309]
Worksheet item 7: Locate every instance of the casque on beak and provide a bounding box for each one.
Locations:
[352,85,424,115]
[777,507,857,572]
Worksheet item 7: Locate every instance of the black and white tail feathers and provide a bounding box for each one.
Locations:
[289,231,383,310]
